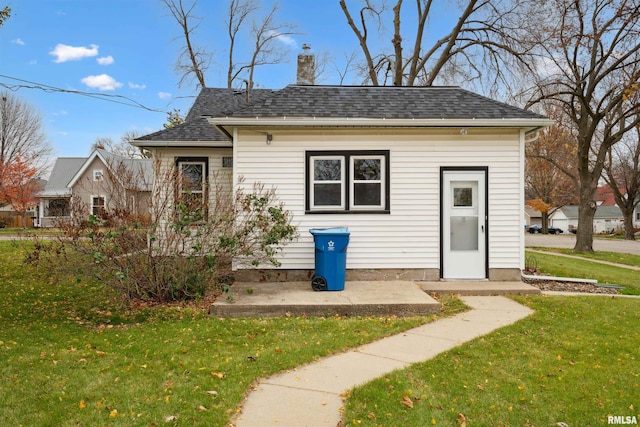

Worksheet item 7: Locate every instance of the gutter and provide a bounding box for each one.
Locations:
[207,116,555,133]
[130,140,232,148]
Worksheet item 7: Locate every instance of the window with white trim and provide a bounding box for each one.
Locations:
[306,150,389,213]
[91,196,106,217]
[176,157,208,212]
[93,170,104,181]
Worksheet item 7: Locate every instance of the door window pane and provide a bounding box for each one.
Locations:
[450,216,478,250]
[453,187,473,207]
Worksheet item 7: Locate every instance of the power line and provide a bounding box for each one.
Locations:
[0,74,169,113]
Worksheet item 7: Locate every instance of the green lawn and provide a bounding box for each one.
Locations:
[528,246,640,267]
[527,250,640,295]
[343,295,640,426]
[0,241,465,426]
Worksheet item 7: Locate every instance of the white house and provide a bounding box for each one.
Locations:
[550,205,625,234]
[134,82,551,282]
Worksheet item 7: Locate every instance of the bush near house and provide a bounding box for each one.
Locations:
[25,170,297,303]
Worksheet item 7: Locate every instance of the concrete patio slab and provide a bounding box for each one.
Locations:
[211,281,441,317]
[419,280,540,296]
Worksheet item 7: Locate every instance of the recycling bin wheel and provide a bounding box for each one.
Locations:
[311,276,327,292]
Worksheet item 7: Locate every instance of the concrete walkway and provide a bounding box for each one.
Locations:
[231,296,534,427]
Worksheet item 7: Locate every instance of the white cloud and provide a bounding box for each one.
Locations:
[81,74,123,91]
[267,30,297,47]
[52,110,68,116]
[97,55,114,65]
[129,82,146,90]
[59,131,69,136]
[158,92,172,99]
[27,60,37,65]
[50,43,99,63]
[12,38,25,46]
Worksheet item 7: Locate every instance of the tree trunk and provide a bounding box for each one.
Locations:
[623,209,636,240]
[541,211,548,234]
[574,188,596,251]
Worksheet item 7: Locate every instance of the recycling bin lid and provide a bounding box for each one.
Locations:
[309,227,350,235]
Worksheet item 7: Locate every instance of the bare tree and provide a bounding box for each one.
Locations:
[91,131,149,159]
[163,0,298,92]
[227,2,299,90]
[163,0,210,89]
[226,0,259,88]
[524,0,640,251]
[0,91,51,192]
[603,124,640,240]
[338,0,528,88]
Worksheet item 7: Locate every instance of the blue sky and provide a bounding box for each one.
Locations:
[1,0,452,160]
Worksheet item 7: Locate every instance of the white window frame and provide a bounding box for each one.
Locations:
[91,195,106,217]
[349,155,385,211]
[178,160,206,205]
[93,169,104,181]
[309,156,345,211]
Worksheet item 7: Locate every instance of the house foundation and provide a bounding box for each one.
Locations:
[234,268,521,283]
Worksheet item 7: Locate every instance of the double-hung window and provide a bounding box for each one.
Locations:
[176,157,208,212]
[91,196,106,217]
[307,150,389,213]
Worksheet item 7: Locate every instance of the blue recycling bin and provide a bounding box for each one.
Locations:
[309,227,350,291]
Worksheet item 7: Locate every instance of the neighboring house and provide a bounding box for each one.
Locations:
[133,54,551,281]
[596,185,640,229]
[36,149,152,227]
[596,185,618,206]
[524,205,542,227]
[550,205,624,234]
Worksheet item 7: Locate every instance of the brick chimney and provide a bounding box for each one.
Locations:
[297,43,315,85]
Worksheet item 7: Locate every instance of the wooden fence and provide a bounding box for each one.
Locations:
[0,212,35,228]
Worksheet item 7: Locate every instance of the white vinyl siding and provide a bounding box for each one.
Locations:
[150,148,234,226]
[233,128,523,271]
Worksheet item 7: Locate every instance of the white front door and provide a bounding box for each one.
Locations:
[442,169,487,279]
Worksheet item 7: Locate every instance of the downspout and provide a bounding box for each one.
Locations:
[519,129,526,272]
[232,127,238,191]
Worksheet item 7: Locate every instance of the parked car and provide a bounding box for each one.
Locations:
[567,224,577,234]
[527,224,564,234]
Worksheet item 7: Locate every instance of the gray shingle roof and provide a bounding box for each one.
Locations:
[221,85,548,120]
[560,205,623,219]
[40,157,87,197]
[137,88,274,142]
[136,85,547,144]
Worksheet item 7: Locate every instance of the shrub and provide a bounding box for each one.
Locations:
[25,159,297,303]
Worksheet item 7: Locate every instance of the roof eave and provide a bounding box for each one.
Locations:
[207,117,554,131]
[131,140,232,148]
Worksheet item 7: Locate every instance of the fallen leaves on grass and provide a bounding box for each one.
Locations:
[401,394,414,409]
